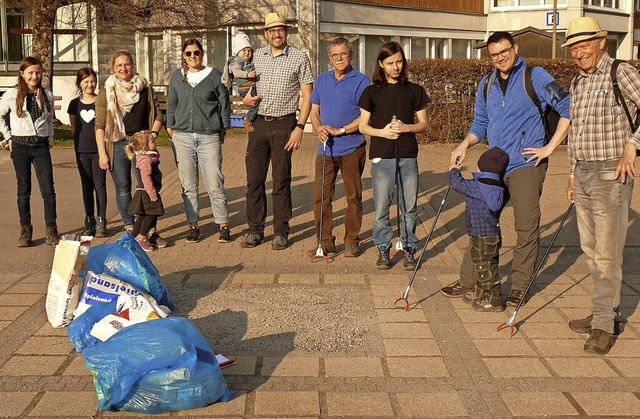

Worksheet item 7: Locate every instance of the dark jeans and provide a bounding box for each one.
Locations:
[470,235,502,291]
[245,114,295,237]
[76,152,107,218]
[313,146,366,246]
[11,142,57,227]
[460,163,547,290]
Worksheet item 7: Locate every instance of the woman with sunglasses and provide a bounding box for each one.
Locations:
[166,39,232,244]
[95,50,165,246]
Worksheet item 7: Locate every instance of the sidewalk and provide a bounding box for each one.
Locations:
[1,134,640,418]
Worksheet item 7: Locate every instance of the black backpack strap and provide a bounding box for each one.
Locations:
[483,70,495,103]
[524,65,549,142]
[611,59,639,132]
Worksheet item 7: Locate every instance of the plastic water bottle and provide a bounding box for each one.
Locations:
[391,115,398,123]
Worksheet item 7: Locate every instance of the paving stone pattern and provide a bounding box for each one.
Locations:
[1,136,640,418]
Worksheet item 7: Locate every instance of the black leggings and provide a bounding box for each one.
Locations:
[76,152,107,217]
[132,214,157,237]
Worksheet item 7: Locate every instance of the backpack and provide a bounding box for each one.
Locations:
[484,65,560,144]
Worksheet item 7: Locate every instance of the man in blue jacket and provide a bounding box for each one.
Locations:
[440,31,571,306]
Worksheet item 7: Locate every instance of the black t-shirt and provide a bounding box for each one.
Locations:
[358,81,430,159]
[67,97,97,153]
[124,87,150,135]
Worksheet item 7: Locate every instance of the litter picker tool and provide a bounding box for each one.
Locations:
[497,202,574,336]
[312,141,329,263]
[390,115,405,257]
[394,184,452,311]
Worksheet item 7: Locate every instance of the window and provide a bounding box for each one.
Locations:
[583,0,623,8]
[430,38,446,58]
[494,0,568,6]
[205,30,227,69]
[54,3,89,62]
[452,39,470,58]
[410,38,427,59]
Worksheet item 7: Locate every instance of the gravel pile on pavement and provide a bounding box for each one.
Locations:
[172,285,374,354]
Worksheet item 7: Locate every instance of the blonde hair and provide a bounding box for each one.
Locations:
[125,131,151,160]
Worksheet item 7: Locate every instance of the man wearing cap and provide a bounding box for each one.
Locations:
[241,12,314,250]
[307,37,370,259]
[563,16,640,354]
[441,31,571,307]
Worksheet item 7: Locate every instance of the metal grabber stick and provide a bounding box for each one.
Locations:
[312,141,329,263]
[390,115,405,258]
[394,184,452,311]
[497,202,574,336]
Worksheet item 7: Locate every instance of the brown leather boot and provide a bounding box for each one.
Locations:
[18,225,33,247]
[45,225,61,246]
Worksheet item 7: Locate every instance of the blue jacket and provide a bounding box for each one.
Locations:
[468,56,570,175]
[449,169,507,237]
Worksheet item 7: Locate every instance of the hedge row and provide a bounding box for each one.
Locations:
[410,58,640,144]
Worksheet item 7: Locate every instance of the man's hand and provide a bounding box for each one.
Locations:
[615,142,636,184]
[315,125,331,142]
[166,128,174,138]
[285,127,303,151]
[523,144,553,166]
[243,88,262,108]
[451,144,468,166]
[567,178,574,203]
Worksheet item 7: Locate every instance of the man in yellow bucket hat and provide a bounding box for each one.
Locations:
[563,16,640,354]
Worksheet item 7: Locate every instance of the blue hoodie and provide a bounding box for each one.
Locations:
[449,169,507,237]
[468,56,570,175]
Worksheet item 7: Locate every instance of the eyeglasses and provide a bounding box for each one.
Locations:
[330,53,350,60]
[267,27,286,35]
[185,50,201,57]
[489,45,514,60]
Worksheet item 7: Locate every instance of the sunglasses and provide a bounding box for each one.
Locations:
[185,50,201,57]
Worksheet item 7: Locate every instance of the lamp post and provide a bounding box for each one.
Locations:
[552,0,558,59]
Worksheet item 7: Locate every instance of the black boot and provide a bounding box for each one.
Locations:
[45,225,61,247]
[82,216,96,236]
[95,217,108,238]
[18,224,33,247]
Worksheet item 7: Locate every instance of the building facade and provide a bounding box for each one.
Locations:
[0,0,637,124]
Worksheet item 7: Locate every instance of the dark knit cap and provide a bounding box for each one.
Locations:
[478,147,509,176]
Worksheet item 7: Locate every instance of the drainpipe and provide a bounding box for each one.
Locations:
[1,0,7,71]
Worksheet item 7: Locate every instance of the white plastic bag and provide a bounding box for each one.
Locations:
[45,235,92,327]
[75,271,149,317]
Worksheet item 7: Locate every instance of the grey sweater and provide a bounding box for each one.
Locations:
[166,67,231,134]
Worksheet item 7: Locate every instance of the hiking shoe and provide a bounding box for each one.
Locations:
[569,314,621,335]
[402,246,417,271]
[136,234,154,252]
[584,329,613,355]
[45,226,61,246]
[95,217,108,238]
[240,232,264,248]
[17,224,33,247]
[271,235,288,250]
[306,244,336,258]
[440,281,474,298]
[82,216,96,236]
[149,232,167,248]
[218,226,231,243]
[506,289,528,307]
[471,291,505,312]
[344,243,360,258]
[186,225,201,243]
[376,244,391,270]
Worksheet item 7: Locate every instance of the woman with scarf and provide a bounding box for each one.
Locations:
[95,50,165,247]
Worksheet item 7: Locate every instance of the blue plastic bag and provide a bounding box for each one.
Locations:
[85,233,174,311]
[83,317,235,413]
[67,299,117,352]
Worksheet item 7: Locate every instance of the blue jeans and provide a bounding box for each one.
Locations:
[172,131,228,225]
[574,160,632,334]
[371,157,419,247]
[11,142,57,227]
[109,140,134,226]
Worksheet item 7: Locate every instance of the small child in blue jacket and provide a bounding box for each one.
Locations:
[449,147,509,312]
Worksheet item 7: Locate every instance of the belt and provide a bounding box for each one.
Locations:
[576,159,619,171]
[258,113,295,122]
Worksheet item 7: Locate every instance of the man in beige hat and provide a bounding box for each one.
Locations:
[241,12,314,250]
[563,16,640,354]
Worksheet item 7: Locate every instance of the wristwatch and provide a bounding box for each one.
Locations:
[339,126,346,135]
[150,130,159,137]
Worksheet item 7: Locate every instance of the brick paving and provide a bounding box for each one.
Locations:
[1,134,640,418]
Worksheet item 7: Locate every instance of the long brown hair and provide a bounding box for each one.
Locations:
[181,39,204,83]
[74,67,97,96]
[16,57,50,118]
[371,41,408,87]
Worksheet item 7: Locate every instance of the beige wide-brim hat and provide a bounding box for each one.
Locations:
[561,17,607,48]
[264,12,288,29]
